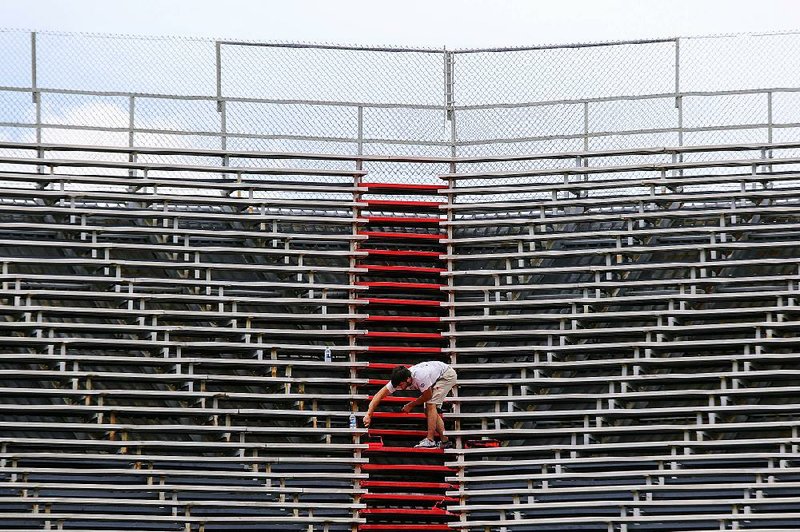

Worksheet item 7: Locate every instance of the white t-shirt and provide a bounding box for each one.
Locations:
[386,361,450,393]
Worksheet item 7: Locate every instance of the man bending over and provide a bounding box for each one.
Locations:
[363,360,457,448]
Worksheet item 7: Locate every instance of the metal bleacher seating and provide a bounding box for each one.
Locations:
[0,142,370,530]
[440,142,800,531]
[2,138,800,531]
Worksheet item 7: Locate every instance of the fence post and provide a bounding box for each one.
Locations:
[767,91,774,174]
[215,41,223,113]
[32,31,43,173]
[583,102,590,152]
[31,32,38,104]
[767,91,773,144]
[357,105,363,157]
[128,96,136,178]
[674,37,680,107]
[445,49,456,158]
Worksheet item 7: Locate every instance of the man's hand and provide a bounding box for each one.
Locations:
[363,414,371,427]
[401,402,415,414]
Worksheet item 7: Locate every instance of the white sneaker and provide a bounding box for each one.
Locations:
[414,438,438,448]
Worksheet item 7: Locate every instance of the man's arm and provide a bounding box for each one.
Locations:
[401,388,433,413]
[363,385,391,427]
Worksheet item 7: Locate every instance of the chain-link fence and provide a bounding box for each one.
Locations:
[1,29,800,183]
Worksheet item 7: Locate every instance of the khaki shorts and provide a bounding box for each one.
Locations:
[427,367,457,407]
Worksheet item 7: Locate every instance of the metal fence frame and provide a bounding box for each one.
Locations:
[2,30,800,176]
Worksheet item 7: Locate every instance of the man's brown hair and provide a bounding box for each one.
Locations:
[390,366,411,387]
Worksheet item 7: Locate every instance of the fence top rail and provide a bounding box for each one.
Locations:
[4,140,800,167]
[6,82,800,112]
[216,39,443,54]
[217,35,678,54]
[12,27,800,53]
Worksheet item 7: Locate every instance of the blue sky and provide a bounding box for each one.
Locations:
[2,0,800,48]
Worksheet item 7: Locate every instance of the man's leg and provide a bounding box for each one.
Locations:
[425,402,438,441]
[427,369,457,444]
[435,410,447,443]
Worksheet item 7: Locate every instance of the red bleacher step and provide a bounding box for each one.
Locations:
[365,216,441,225]
[361,480,458,490]
[364,199,443,208]
[360,507,456,516]
[357,281,445,290]
[365,395,414,403]
[365,443,444,454]
[358,231,443,240]
[359,525,452,531]
[362,265,445,274]
[365,331,443,339]
[368,428,429,438]
[365,346,442,354]
[370,412,441,421]
[365,315,441,323]
[361,493,458,503]
[362,462,455,472]
[361,249,442,258]
[364,362,409,370]
[358,298,442,307]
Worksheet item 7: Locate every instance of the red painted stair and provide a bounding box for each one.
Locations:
[361,493,459,503]
[358,525,452,531]
[365,444,445,455]
[361,249,442,258]
[362,265,446,274]
[365,315,442,323]
[367,428,429,438]
[365,216,442,225]
[365,331,445,340]
[354,179,457,528]
[360,507,456,516]
[360,480,459,490]
[358,230,443,240]
[357,281,445,290]
[358,298,443,307]
[364,199,443,209]
[365,346,443,354]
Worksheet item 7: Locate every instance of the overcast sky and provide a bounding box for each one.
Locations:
[2,0,800,48]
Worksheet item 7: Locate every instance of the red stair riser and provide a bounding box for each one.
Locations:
[360,508,456,516]
[358,525,453,531]
[362,464,456,473]
[365,316,441,323]
[361,493,458,503]
[367,428,429,437]
[360,480,458,490]
[365,347,443,353]
[365,331,443,339]
[364,199,444,207]
[358,231,443,240]
[360,249,442,258]
[358,298,442,306]
[365,216,442,224]
[362,265,446,273]
[365,445,444,454]
[357,281,445,289]
[370,412,445,419]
